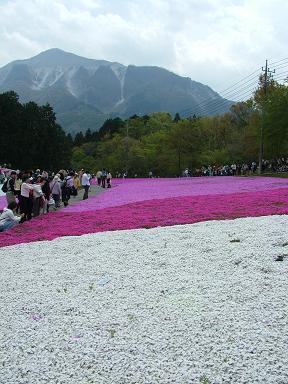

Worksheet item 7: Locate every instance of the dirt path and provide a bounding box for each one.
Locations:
[58,184,105,209]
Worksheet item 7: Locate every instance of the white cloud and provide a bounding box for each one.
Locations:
[0,0,287,94]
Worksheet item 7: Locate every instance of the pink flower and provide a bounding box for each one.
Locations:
[1,177,287,247]
[29,313,43,321]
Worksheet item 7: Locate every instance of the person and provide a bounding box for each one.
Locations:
[0,201,23,231]
[34,169,41,178]
[78,169,84,183]
[106,172,112,188]
[0,171,5,184]
[32,176,45,217]
[5,171,17,204]
[251,161,257,173]
[41,170,49,179]
[20,176,34,220]
[96,170,102,186]
[81,170,90,200]
[101,168,107,188]
[62,172,74,207]
[50,175,62,208]
[58,171,65,203]
[14,172,23,213]
[231,163,237,176]
[73,173,81,196]
[41,177,51,213]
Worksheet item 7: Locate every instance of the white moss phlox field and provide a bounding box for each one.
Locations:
[1,215,288,383]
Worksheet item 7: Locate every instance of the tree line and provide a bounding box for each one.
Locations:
[1,77,287,175]
[70,78,288,176]
[0,91,72,170]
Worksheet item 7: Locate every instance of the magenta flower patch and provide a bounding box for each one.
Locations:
[0,177,287,247]
[0,196,6,210]
[0,177,288,247]
[65,176,288,212]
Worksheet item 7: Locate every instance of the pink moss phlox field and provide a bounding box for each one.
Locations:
[1,184,288,247]
[0,196,6,210]
[65,176,288,212]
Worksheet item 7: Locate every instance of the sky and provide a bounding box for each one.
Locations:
[0,0,287,94]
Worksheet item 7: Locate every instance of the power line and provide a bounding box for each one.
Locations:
[211,75,259,100]
[180,77,259,116]
[272,74,288,81]
[202,88,255,113]
[215,67,261,95]
[186,71,284,116]
[201,73,259,102]
[271,77,287,84]
[186,67,286,117]
[272,62,288,71]
[182,83,258,117]
[179,67,261,116]
[273,70,288,76]
[269,57,288,66]
[216,81,258,101]
[179,58,288,118]
[207,88,258,116]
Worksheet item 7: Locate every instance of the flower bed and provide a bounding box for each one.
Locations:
[0,195,6,209]
[2,215,288,383]
[0,176,288,247]
[65,176,288,212]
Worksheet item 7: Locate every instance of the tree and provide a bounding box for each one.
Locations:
[74,131,85,146]
[0,92,71,170]
[173,112,181,123]
[85,129,92,142]
[165,119,204,174]
[254,79,288,158]
[98,117,125,139]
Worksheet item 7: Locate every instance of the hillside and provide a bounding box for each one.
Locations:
[0,48,232,134]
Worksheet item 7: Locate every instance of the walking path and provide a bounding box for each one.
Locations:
[0,183,105,211]
[57,184,104,210]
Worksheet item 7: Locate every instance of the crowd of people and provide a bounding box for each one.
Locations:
[0,168,113,232]
[95,169,112,188]
[193,162,258,177]
[184,157,288,177]
[110,158,288,179]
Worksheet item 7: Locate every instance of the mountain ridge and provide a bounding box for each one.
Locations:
[0,48,232,134]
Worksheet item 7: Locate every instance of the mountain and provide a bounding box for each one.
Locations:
[0,48,232,134]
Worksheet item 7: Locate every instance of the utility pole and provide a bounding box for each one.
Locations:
[259,60,275,174]
[125,120,129,176]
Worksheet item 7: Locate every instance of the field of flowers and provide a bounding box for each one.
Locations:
[1,176,288,247]
[1,178,288,383]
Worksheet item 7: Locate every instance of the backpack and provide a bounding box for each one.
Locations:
[1,179,8,193]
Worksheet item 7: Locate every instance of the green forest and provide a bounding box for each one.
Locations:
[0,91,72,170]
[1,77,287,175]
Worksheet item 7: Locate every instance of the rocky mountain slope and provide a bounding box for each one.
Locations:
[0,48,232,134]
